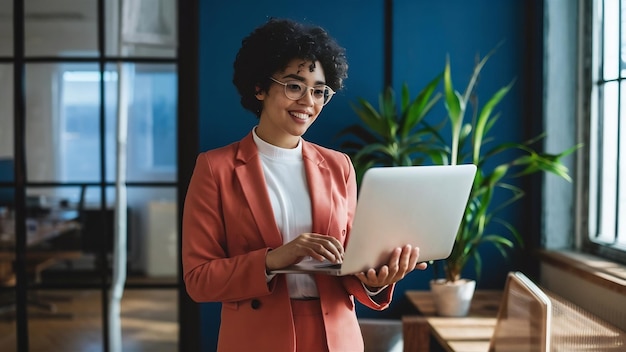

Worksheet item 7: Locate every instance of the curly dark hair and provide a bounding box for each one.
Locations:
[233,18,349,117]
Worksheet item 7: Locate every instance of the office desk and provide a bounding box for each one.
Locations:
[0,211,81,317]
[402,290,502,352]
[0,210,81,285]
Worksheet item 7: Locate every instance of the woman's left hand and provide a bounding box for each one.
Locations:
[354,245,428,291]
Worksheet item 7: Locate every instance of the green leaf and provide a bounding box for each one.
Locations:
[401,74,443,138]
[473,80,515,163]
[444,57,463,127]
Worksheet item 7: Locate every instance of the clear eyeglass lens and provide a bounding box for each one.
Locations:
[274,78,334,105]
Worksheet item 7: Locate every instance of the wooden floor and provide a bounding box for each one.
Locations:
[0,288,178,352]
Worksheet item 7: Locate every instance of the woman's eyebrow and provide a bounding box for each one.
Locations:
[281,73,326,86]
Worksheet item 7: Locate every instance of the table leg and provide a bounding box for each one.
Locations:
[402,315,430,352]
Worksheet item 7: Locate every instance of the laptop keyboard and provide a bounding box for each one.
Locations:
[314,262,342,269]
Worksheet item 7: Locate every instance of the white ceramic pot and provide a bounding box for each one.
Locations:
[429,278,476,317]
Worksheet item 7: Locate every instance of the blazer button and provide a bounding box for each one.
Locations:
[251,299,261,310]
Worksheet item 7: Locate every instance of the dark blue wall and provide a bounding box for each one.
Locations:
[198,0,531,349]
[198,0,386,153]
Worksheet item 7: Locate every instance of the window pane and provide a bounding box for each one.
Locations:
[22,290,104,350]
[0,64,13,157]
[24,0,98,57]
[62,70,103,181]
[111,63,177,183]
[597,81,619,242]
[108,0,177,58]
[13,288,177,349]
[25,64,63,183]
[127,186,177,278]
[32,185,178,278]
[0,287,16,349]
[0,64,12,214]
[604,0,620,80]
[24,64,115,187]
[0,0,13,56]
[26,63,177,199]
[23,289,177,351]
[588,0,626,257]
[60,67,118,184]
[0,158,13,207]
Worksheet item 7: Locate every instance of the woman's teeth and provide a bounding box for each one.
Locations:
[291,112,309,120]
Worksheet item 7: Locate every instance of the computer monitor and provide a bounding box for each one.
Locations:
[0,157,15,207]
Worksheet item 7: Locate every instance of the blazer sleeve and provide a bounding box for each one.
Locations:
[182,152,275,303]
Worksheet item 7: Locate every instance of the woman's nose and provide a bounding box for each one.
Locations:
[298,88,316,106]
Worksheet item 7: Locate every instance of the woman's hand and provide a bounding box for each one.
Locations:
[354,245,428,290]
[265,233,344,271]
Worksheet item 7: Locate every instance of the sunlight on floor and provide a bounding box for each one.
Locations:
[0,289,178,352]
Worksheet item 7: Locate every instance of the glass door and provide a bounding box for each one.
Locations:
[0,1,181,351]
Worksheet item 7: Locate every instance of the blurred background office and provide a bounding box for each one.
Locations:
[1,0,178,351]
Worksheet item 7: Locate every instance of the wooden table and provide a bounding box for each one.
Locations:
[0,210,81,285]
[0,211,82,317]
[402,290,502,352]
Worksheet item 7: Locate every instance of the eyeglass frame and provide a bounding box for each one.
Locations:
[268,77,336,106]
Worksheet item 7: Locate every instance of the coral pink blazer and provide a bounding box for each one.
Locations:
[182,132,395,352]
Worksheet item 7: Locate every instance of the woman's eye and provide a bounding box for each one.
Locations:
[313,88,326,97]
[286,83,303,92]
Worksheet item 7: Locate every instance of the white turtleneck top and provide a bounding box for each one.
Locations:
[252,128,319,299]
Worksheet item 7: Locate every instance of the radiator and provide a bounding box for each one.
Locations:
[541,263,626,332]
[146,201,177,277]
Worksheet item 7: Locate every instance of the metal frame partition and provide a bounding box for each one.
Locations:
[2,0,198,350]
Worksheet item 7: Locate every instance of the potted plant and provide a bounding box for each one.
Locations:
[337,75,444,183]
[339,48,580,316]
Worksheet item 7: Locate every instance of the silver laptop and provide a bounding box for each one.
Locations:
[270,164,477,276]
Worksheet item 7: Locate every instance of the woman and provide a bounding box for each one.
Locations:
[182,18,427,352]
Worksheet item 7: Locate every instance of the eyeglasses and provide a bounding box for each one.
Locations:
[269,77,336,106]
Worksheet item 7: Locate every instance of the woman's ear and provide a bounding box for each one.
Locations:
[255,86,265,101]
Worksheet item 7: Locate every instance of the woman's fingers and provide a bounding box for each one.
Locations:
[297,233,344,262]
[354,245,428,288]
[383,245,413,281]
[266,233,344,270]
[354,268,386,288]
[395,245,419,279]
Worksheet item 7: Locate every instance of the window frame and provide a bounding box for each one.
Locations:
[57,64,177,186]
[578,0,626,264]
[1,0,186,349]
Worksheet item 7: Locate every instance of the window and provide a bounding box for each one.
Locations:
[585,0,626,261]
[59,65,177,204]
[60,69,117,183]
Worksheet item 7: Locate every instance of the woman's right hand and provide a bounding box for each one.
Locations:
[265,233,344,271]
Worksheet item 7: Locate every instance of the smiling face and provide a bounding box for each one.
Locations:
[255,59,327,149]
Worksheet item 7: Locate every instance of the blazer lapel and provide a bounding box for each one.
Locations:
[234,133,283,248]
[303,142,333,236]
